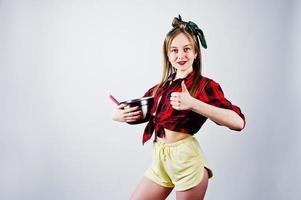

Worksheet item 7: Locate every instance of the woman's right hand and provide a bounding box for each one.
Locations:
[112,103,142,123]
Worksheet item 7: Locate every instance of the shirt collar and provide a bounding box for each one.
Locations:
[168,70,196,82]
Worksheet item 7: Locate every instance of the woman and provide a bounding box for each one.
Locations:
[112,15,245,200]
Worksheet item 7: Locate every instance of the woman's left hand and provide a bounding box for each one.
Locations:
[170,81,194,110]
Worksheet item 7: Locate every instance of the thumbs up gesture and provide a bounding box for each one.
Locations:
[170,81,194,110]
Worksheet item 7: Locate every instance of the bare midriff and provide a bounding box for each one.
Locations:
[156,128,191,143]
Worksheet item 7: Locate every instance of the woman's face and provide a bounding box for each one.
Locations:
[168,33,197,73]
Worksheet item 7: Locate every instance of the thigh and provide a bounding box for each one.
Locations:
[176,168,209,200]
[130,176,173,200]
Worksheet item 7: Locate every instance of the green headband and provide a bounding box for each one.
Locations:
[167,15,207,49]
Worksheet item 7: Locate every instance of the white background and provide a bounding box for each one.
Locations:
[1,0,300,199]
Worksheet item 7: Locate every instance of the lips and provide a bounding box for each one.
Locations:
[177,61,187,65]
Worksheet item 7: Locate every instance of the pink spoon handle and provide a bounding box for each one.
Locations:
[109,94,120,105]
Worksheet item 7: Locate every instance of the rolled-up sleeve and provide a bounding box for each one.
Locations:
[203,80,246,129]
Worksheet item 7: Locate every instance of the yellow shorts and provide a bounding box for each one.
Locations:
[144,136,213,191]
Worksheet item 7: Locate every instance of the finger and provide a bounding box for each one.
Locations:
[181,81,189,93]
[125,114,143,122]
[127,106,141,112]
[170,101,179,107]
[126,118,140,122]
[172,105,180,110]
[170,96,177,101]
[170,95,181,102]
[125,110,142,117]
[117,103,128,109]
[171,92,179,97]
[130,110,142,116]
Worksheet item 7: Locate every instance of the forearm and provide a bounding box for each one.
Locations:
[190,98,244,130]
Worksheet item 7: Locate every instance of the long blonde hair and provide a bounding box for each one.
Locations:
[153,28,203,97]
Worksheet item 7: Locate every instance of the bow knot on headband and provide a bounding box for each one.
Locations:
[168,15,207,49]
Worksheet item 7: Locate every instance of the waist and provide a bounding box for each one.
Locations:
[156,128,191,143]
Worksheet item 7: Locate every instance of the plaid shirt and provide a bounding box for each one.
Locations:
[142,71,245,145]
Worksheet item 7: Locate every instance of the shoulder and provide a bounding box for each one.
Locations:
[143,84,159,97]
[200,76,224,95]
[201,75,218,85]
[200,76,221,88]
[148,84,159,91]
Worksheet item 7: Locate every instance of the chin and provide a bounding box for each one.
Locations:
[177,66,190,71]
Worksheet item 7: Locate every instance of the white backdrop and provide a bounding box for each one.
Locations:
[1,0,300,199]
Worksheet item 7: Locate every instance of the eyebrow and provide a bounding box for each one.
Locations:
[170,44,193,49]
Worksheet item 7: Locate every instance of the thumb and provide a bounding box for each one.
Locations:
[117,103,128,109]
[181,81,189,93]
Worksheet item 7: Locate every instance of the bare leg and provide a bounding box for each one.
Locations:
[130,177,173,200]
[176,168,209,200]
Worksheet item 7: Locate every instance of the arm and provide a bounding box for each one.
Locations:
[112,85,157,123]
[112,103,142,123]
[190,97,244,130]
[170,81,245,131]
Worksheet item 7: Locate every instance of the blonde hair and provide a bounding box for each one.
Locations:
[152,28,203,97]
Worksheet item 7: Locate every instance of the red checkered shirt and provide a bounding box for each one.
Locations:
[142,71,245,145]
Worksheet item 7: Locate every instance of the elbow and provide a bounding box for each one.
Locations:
[231,124,244,132]
[230,117,245,131]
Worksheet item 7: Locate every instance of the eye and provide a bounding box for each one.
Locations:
[184,47,191,52]
[170,49,178,53]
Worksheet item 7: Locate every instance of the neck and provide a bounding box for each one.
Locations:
[175,67,193,80]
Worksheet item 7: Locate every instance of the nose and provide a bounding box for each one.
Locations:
[178,50,185,59]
